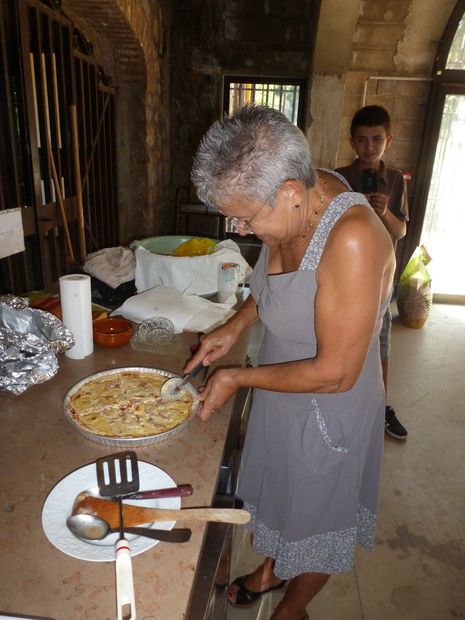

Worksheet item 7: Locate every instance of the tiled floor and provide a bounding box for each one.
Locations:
[226,303,465,620]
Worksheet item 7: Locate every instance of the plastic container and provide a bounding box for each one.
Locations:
[217,262,240,303]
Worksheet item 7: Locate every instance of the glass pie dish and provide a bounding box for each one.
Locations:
[63,366,199,447]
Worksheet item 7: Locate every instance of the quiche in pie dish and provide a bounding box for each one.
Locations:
[65,368,195,443]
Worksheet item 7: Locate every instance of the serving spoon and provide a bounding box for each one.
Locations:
[66,513,192,543]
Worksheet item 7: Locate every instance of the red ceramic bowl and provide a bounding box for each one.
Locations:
[93,317,133,348]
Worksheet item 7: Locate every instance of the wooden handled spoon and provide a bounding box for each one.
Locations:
[72,493,250,529]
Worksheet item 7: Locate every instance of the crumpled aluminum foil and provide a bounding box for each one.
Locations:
[0,295,75,395]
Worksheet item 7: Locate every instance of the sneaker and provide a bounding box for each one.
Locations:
[385,405,408,439]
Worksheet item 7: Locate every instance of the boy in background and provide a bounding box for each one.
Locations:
[336,105,409,439]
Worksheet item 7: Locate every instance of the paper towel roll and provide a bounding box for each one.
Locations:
[59,274,94,359]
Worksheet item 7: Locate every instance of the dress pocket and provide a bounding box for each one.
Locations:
[298,397,351,483]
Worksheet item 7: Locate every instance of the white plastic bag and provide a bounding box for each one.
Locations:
[134,240,252,296]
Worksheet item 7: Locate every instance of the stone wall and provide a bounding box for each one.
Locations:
[309,0,457,272]
[312,0,456,173]
[169,0,320,205]
[60,0,171,244]
[336,0,438,181]
[58,0,459,257]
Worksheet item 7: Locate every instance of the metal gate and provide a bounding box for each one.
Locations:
[0,0,117,294]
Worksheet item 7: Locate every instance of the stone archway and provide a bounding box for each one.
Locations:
[59,0,171,243]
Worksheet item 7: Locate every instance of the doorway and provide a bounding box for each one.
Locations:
[420,89,465,300]
[407,2,465,303]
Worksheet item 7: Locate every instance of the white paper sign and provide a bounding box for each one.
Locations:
[0,208,25,259]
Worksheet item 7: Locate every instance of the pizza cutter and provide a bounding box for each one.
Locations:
[160,360,204,398]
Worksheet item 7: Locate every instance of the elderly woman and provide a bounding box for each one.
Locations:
[185,104,395,620]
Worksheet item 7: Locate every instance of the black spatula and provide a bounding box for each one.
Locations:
[96,451,139,620]
[96,450,140,498]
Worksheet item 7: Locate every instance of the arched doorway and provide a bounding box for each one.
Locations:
[409,1,465,302]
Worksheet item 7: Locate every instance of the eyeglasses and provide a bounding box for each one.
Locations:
[230,203,268,233]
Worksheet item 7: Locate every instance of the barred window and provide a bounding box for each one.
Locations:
[224,77,306,129]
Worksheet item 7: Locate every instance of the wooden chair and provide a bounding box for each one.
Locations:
[175,186,226,239]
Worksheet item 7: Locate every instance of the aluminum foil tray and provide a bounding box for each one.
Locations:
[63,366,199,447]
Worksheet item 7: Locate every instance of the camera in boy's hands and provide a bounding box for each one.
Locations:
[361,168,378,193]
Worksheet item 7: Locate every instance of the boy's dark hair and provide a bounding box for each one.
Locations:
[350,105,391,137]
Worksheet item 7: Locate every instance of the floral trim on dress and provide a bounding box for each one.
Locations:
[244,501,376,579]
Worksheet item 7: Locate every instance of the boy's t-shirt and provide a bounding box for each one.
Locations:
[335,159,409,225]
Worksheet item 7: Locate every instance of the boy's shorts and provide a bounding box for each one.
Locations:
[380,307,392,360]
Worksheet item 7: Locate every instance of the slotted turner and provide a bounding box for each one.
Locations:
[96,450,140,498]
[96,451,139,620]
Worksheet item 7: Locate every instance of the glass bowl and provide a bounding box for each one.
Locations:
[130,317,175,352]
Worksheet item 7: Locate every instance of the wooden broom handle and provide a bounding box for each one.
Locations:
[70,104,86,261]
[47,141,75,265]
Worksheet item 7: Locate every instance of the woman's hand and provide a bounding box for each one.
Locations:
[195,368,242,421]
[183,324,240,374]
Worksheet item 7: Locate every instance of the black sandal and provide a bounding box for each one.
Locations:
[228,573,287,608]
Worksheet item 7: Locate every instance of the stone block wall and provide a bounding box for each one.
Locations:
[309,0,457,276]
[169,0,319,207]
[60,0,171,244]
[336,75,431,180]
[331,0,455,202]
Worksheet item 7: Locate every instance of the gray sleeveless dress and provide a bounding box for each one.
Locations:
[237,173,389,578]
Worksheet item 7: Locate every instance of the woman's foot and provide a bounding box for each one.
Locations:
[227,558,286,607]
[271,571,329,619]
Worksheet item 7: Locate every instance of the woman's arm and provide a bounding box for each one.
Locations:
[196,206,395,420]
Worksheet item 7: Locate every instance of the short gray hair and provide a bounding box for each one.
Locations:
[191,104,316,208]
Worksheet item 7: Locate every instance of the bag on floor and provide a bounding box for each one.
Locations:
[396,245,432,329]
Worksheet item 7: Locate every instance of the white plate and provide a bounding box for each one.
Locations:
[42,460,181,562]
